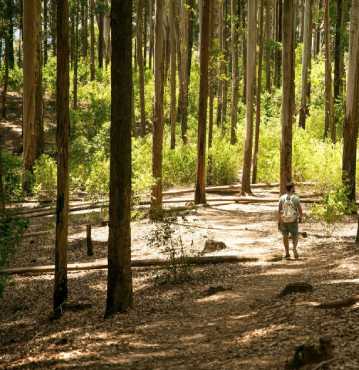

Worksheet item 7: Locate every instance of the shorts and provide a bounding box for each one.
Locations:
[279,222,298,237]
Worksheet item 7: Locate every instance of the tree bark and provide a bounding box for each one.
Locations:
[98,4,104,68]
[44,0,48,65]
[323,0,334,141]
[195,0,210,205]
[169,0,177,149]
[342,0,359,202]
[150,0,165,216]
[23,0,44,192]
[264,0,272,92]
[81,0,89,59]
[230,0,239,145]
[73,0,79,110]
[241,0,257,194]
[90,0,95,80]
[298,0,312,129]
[105,0,133,317]
[54,0,70,313]
[252,0,264,184]
[137,0,146,137]
[0,144,5,213]
[280,0,295,195]
[1,45,9,119]
[4,0,14,70]
[274,0,282,88]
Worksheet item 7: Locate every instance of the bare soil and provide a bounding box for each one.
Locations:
[1,188,359,369]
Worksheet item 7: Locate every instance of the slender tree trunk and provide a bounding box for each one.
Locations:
[170,0,177,149]
[241,0,247,103]
[144,0,148,67]
[230,0,239,145]
[1,48,9,119]
[73,0,79,110]
[54,0,70,313]
[298,0,312,129]
[323,0,334,141]
[315,0,322,56]
[0,144,4,213]
[105,0,133,318]
[18,0,23,67]
[98,9,104,68]
[342,0,359,202]
[5,0,14,70]
[150,0,165,216]
[50,0,57,56]
[195,0,210,205]
[252,0,264,184]
[274,0,282,88]
[44,0,48,65]
[90,0,95,80]
[334,0,345,101]
[137,0,146,136]
[265,0,272,92]
[81,0,88,59]
[149,0,154,70]
[222,0,229,131]
[23,0,44,192]
[104,11,111,66]
[241,0,257,194]
[216,0,225,128]
[280,0,295,195]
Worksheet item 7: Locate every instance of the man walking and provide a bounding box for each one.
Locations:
[278,182,303,259]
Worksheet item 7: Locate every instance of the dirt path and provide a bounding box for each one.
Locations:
[1,191,359,369]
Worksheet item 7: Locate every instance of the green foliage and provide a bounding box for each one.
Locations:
[310,185,356,227]
[1,150,23,201]
[146,219,195,285]
[85,156,109,200]
[33,154,57,199]
[0,217,28,297]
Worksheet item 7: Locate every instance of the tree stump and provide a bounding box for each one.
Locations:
[86,224,94,256]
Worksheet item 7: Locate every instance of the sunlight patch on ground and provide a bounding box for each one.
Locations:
[238,323,297,345]
[196,291,241,303]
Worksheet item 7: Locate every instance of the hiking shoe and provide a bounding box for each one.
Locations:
[284,255,290,260]
[293,250,299,259]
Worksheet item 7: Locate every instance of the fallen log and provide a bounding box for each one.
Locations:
[0,255,257,275]
[318,296,359,309]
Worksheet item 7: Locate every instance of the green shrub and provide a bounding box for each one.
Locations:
[85,156,109,200]
[310,185,356,227]
[1,150,23,201]
[0,217,28,297]
[33,154,57,199]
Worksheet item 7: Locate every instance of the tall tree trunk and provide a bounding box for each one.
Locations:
[50,0,57,56]
[104,11,111,66]
[274,0,282,88]
[54,0,70,313]
[170,0,177,149]
[5,0,14,69]
[230,0,239,145]
[280,0,295,194]
[149,0,154,70]
[1,47,9,119]
[342,0,359,202]
[0,144,4,213]
[252,0,264,184]
[298,0,312,129]
[221,0,230,131]
[18,0,23,67]
[90,0,95,80]
[315,0,322,56]
[195,0,210,205]
[241,0,247,103]
[137,0,146,136]
[98,7,104,68]
[44,0,48,65]
[265,0,272,92]
[150,0,165,216]
[73,0,79,109]
[241,0,257,194]
[23,0,44,192]
[105,0,133,318]
[216,0,225,128]
[323,0,334,141]
[334,0,346,101]
[81,0,89,59]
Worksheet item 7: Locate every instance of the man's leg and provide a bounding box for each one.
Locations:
[292,235,299,259]
[283,235,290,258]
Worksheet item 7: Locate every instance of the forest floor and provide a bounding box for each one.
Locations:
[1,186,359,370]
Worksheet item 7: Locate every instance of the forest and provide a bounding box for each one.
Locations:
[1,0,359,369]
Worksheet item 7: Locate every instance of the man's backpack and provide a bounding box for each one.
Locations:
[281,195,298,223]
